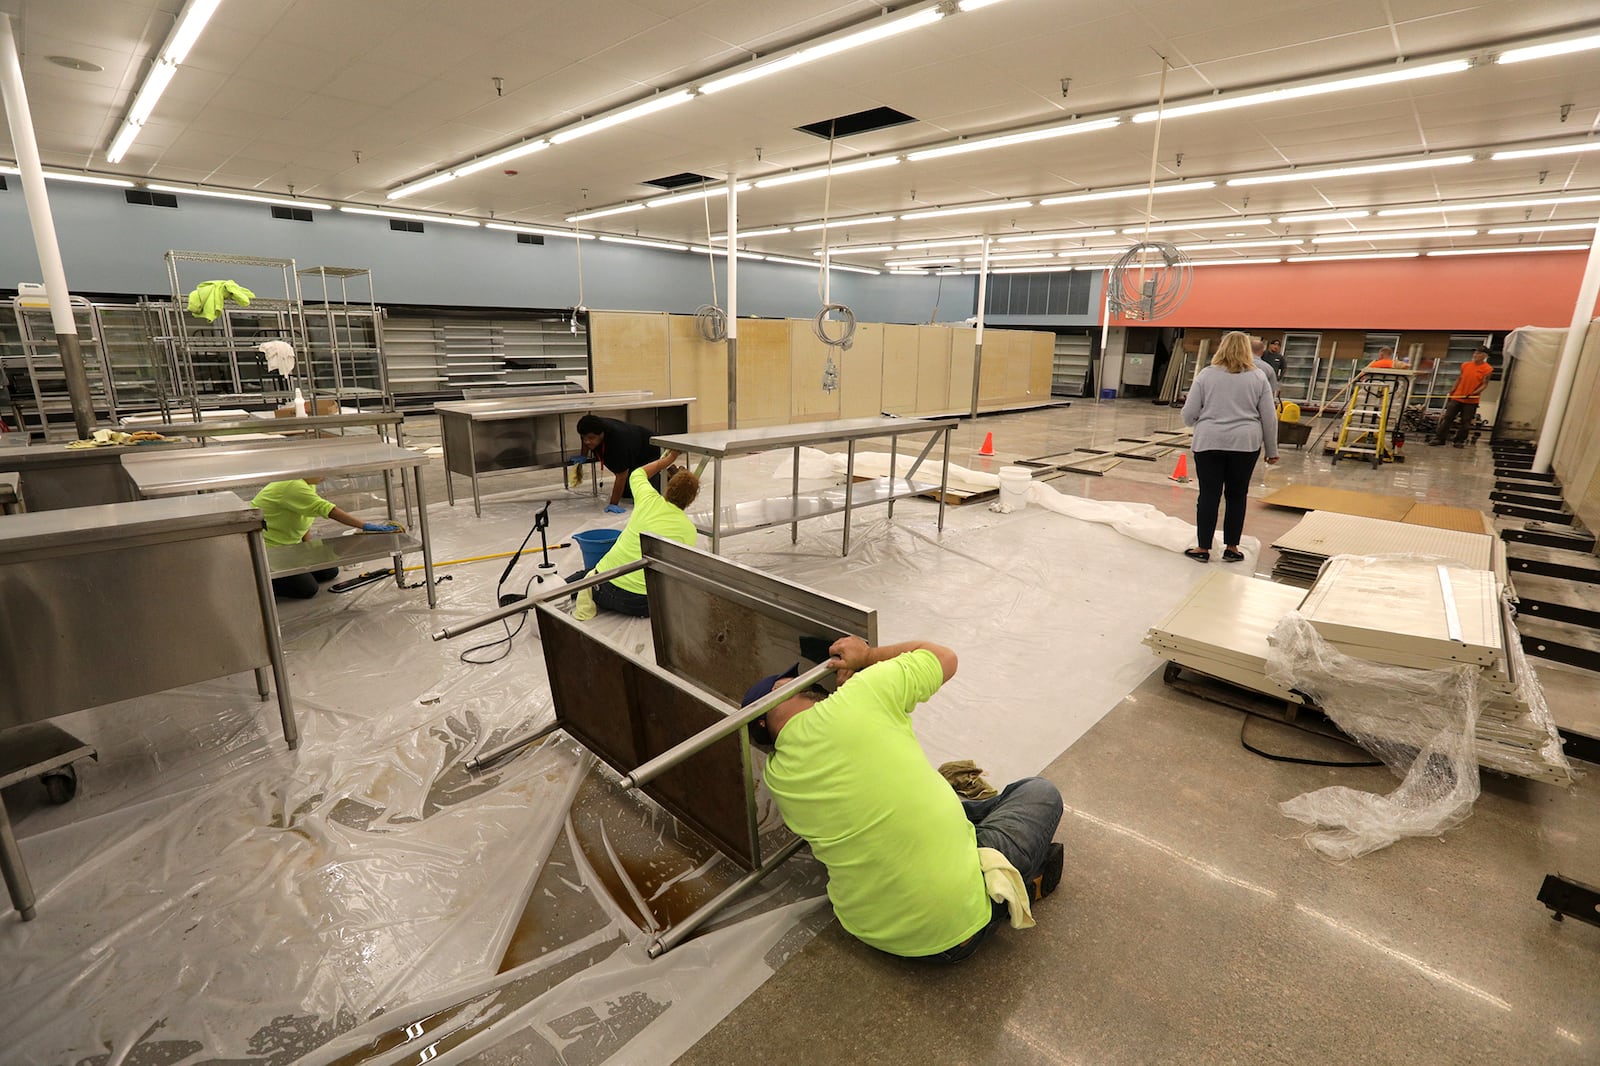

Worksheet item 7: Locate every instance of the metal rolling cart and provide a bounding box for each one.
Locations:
[121,437,440,608]
[298,266,392,411]
[0,495,296,922]
[1330,368,1413,468]
[7,292,115,438]
[435,391,693,517]
[434,534,877,957]
[653,415,958,555]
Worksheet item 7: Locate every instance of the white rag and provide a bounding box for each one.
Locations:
[977,847,1035,929]
[259,340,296,377]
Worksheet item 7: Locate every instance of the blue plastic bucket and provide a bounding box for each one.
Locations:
[573,528,621,570]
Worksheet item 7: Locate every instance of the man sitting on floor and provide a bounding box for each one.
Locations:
[745,635,1065,963]
[569,449,698,618]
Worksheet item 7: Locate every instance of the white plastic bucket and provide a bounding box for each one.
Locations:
[998,465,1031,510]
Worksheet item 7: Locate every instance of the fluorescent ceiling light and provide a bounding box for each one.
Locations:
[1487,222,1598,235]
[690,246,767,260]
[646,183,749,209]
[700,7,944,94]
[975,252,1059,262]
[897,238,986,250]
[812,245,896,255]
[935,269,976,275]
[566,203,648,222]
[997,229,1118,244]
[106,123,141,165]
[890,269,931,275]
[1497,33,1600,64]
[597,235,690,251]
[900,200,1032,220]
[1057,248,1120,257]
[714,226,791,238]
[1227,155,1474,187]
[906,117,1120,162]
[791,215,897,232]
[147,183,331,209]
[1379,193,1600,217]
[1133,59,1469,124]
[1490,141,1600,162]
[1287,252,1420,262]
[127,60,178,125]
[551,90,694,144]
[993,263,1111,274]
[0,166,133,188]
[1177,238,1303,250]
[764,254,822,267]
[753,157,900,188]
[1125,216,1273,235]
[1040,180,1216,206]
[339,206,480,227]
[386,171,456,200]
[1427,244,1590,256]
[829,263,882,275]
[1278,209,1371,222]
[1311,227,1478,244]
[454,140,549,177]
[958,0,1012,10]
[163,0,223,64]
[1187,258,1283,266]
[486,222,594,240]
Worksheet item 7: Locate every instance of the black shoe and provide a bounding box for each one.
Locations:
[1029,841,1064,903]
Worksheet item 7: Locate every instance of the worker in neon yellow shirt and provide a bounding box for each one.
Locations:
[744,635,1064,962]
[570,449,698,617]
[251,478,398,598]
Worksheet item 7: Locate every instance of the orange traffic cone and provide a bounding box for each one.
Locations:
[978,432,994,456]
[1169,453,1190,482]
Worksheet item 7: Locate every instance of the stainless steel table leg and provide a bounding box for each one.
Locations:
[468,421,482,517]
[711,457,724,554]
[938,427,951,534]
[385,468,406,592]
[888,434,899,520]
[791,445,800,543]
[413,464,438,609]
[0,792,36,921]
[395,420,415,528]
[647,836,806,958]
[843,440,857,556]
[247,530,298,750]
[254,667,269,700]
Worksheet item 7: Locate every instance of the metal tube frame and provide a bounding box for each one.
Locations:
[431,559,647,640]
[246,527,298,749]
[647,834,807,958]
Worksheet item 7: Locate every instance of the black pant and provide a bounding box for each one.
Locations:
[565,569,650,617]
[1193,449,1259,549]
[1432,399,1477,444]
[271,567,339,600]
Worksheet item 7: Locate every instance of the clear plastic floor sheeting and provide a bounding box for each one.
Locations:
[2,451,1209,1066]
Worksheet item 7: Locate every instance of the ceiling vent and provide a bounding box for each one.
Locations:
[797,107,917,139]
[643,171,716,190]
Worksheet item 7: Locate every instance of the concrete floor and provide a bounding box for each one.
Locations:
[657,399,1600,1066]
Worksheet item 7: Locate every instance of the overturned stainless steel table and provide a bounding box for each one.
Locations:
[652,415,958,555]
[0,494,295,921]
[436,392,694,516]
[121,438,439,608]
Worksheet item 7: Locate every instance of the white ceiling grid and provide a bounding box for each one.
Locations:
[0,0,1595,267]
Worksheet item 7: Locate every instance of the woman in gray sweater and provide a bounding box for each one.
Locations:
[1180,331,1280,562]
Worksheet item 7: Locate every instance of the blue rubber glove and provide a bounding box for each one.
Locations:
[363,521,400,532]
[568,454,588,465]
[604,504,626,514]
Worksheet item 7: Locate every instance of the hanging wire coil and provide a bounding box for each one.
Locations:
[812,302,856,350]
[694,303,728,342]
[1108,241,1193,321]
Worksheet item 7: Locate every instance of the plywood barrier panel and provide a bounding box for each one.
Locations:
[790,319,843,423]
[1004,329,1035,403]
[1552,323,1600,495]
[1028,331,1054,400]
[881,323,920,415]
[978,329,1011,403]
[667,314,729,431]
[538,603,759,870]
[947,328,976,410]
[841,323,886,420]
[735,317,793,427]
[590,311,670,395]
[914,326,952,416]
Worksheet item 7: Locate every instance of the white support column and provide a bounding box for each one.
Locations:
[1533,227,1600,474]
[0,14,94,438]
[725,174,738,430]
[968,237,991,420]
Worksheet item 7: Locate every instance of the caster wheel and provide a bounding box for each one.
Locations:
[41,766,77,805]
[1163,661,1182,684]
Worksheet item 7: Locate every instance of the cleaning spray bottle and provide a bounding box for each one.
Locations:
[293,387,308,419]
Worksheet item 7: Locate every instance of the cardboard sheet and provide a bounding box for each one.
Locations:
[1260,485,1416,521]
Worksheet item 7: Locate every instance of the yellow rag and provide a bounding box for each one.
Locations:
[978,847,1034,929]
[574,587,597,621]
[187,279,256,322]
[939,759,999,800]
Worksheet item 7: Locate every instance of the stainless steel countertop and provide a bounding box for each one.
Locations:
[0,494,262,556]
[0,440,193,467]
[123,438,424,496]
[652,416,958,457]
[433,391,686,419]
[138,411,404,436]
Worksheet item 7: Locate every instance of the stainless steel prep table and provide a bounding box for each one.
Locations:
[0,436,193,512]
[121,438,439,608]
[0,494,296,920]
[652,416,958,555]
[435,392,694,517]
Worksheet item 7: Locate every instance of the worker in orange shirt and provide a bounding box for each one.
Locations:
[1429,346,1495,447]
[1364,347,1410,370]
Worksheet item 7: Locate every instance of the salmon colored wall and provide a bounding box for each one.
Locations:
[1109,251,1598,330]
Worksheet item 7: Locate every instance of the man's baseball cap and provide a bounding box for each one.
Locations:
[743,663,799,708]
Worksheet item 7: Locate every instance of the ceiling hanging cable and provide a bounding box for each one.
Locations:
[695,179,728,341]
[1109,55,1192,324]
[812,123,856,393]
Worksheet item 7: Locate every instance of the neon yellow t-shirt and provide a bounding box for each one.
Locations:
[763,649,990,957]
[250,479,335,546]
[592,467,697,594]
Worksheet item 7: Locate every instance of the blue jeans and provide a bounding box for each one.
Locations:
[921,777,1064,963]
